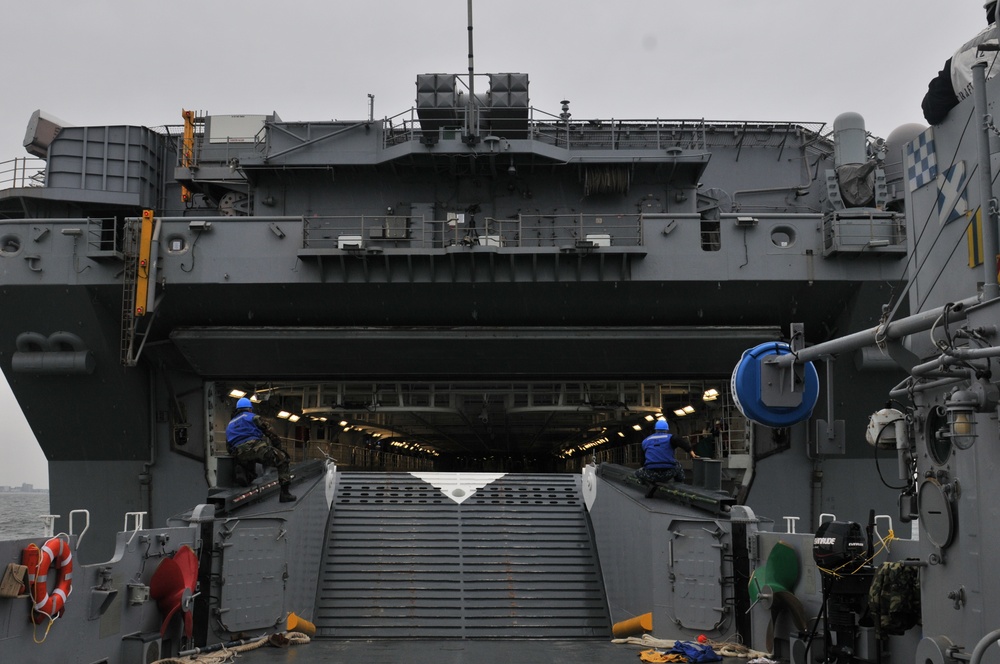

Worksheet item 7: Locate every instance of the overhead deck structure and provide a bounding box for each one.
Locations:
[0,71,907,559]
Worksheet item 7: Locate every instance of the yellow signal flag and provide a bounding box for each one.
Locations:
[968,207,983,268]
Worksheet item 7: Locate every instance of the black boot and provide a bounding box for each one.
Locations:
[234,464,249,487]
[279,483,297,502]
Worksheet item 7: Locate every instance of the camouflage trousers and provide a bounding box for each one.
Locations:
[634,465,685,484]
[231,439,291,484]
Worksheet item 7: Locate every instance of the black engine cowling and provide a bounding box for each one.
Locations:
[813,520,866,570]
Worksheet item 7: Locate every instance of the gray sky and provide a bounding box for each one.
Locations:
[0,0,987,488]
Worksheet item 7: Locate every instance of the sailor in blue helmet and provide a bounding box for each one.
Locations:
[226,397,296,502]
[634,418,697,494]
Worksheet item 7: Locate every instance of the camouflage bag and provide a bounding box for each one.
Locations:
[868,561,920,638]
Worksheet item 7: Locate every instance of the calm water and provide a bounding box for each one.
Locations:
[0,492,51,539]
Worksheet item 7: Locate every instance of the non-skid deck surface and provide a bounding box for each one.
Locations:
[314,472,611,639]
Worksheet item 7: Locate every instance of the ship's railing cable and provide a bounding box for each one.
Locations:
[884,102,978,327]
[885,34,1000,324]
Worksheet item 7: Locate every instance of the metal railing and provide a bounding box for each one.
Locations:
[0,157,45,190]
[296,439,435,472]
[381,105,827,153]
[302,212,643,249]
[381,106,712,152]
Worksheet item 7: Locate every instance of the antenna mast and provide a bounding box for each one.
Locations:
[466,0,478,142]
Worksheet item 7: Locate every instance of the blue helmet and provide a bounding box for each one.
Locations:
[236,397,253,410]
[655,418,669,431]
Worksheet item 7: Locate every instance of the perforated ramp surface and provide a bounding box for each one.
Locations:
[314,472,611,639]
[234,638,644,663]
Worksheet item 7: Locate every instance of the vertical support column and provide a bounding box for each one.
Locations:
[973,61,1000,300]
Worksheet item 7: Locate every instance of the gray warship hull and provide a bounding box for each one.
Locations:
[0,46,996,664]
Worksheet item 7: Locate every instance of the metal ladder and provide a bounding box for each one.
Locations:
[119,218,139,366]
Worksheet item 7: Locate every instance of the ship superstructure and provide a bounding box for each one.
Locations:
[1,59,980,664]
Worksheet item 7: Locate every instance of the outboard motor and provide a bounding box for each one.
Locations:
[811,519,877,664]
[813,520,867,571]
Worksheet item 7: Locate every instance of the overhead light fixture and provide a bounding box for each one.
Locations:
[617,431,625,438]
[339,420,348,426]
[229,389,246,398]
[673,408,686,417]
[644,415,655,421]
[277,411,291,419]
[703,388,719,401]
[683,405,695,414]
[288,414,300,423]
[632,424,643,431]
[249,393,261,403]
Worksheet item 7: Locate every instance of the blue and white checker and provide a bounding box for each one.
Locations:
[937,161,968,225]
[906,127,937,192]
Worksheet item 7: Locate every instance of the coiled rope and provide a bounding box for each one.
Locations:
[151,631,310,664]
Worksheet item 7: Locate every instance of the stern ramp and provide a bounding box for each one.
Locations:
[314,472,611,639]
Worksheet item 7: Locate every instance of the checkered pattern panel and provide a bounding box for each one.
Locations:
[906,127,937,191]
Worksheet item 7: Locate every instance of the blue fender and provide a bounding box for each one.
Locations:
[731,341,819,428]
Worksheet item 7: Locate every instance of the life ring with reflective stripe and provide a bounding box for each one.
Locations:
[30,537,73,623]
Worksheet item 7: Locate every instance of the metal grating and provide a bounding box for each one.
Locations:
[314,472,611,639]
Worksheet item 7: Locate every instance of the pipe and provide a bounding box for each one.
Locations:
[179,636,264,657]
[774,296,981,367]
[973,61,999,301]
[823,357,836,442]
[141,370,158,524]
[889,375,968,400]
[466,0,477,140]
[969,627,1000,664]
[145,218,161,316]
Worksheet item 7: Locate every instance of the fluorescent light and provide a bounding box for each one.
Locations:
[249,394,261,403]
[644,414,655,421]
[339,420,348,426]
[617,431,625,437]
[277,411,291,419]
[683,405,695,414]
[288,414,300,422]
[673,409,686,417]
[703,388,719,401]
[229,389,246,398]
[632,424,643,431]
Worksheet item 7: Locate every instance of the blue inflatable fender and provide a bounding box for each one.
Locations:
[731,341,819,428]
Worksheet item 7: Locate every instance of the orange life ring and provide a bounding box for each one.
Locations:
[29,537,73,623]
